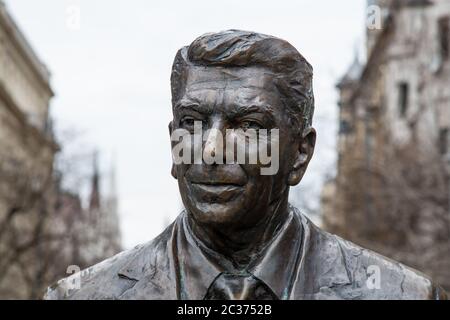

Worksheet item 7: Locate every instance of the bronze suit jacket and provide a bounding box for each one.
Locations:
[45,205,447,300]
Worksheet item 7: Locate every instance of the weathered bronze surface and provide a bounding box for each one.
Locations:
[45,30,447,300]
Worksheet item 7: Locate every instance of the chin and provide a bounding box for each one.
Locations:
[186,199,246,226]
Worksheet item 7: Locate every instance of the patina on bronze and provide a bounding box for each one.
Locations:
[45,30,447,300]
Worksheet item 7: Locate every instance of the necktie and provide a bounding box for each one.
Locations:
[204,271,278,300]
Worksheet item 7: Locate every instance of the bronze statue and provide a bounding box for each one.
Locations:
[45,30,447,300]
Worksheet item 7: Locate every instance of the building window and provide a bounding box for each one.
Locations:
[439,128,449,155]
[438,17,450,62]
[398,82,409,117]
[339,119,352,135]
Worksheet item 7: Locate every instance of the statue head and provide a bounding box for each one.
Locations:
[169,30,316,229]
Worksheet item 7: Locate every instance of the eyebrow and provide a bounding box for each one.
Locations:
[174,100,212,115]
[175,100,277,124]
[228,104,276,122]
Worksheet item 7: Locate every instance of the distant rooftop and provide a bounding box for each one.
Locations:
[337,56,363,88]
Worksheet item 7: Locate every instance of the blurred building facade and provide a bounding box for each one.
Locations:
[0,1,121,299]
[0,0,58,299]
[53,153,122,273]
[78,153,122,265]
[323,0,450,289]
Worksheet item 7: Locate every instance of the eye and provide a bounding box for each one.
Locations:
[240,120,264,131]
[180,116,201,129]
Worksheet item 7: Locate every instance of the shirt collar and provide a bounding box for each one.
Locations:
[177,204,304,300]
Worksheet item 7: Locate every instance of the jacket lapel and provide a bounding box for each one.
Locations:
[117,220,180,299]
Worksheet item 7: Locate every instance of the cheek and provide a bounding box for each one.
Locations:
[243,175,278,208]
[241,166,274,190]
[176,164,192,189]
[278,131,298,167]
[177,163,190,175]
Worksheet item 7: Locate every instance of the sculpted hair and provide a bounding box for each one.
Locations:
[170,29,315,131]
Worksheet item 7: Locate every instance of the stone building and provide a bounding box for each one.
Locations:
[323,0,450,289]
[0,0,58,298]
[52,153,122,275]
[0,1,122,298]
[79,153,122,264]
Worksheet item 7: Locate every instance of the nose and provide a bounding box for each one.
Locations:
[203,117,226,164]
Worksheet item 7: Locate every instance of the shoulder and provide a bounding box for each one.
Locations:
[44,244,144,300]
[44,222,175,300]
[334,233,445,299]
[298,212,447,300]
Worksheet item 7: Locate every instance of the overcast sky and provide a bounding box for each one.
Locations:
[5,0,366,249]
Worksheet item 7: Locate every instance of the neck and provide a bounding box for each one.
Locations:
[187,192,290,268]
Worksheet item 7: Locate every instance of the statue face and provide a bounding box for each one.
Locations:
[170,66,314,228]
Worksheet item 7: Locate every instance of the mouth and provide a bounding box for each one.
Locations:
[187,181,244,202]
[192,182,243,191]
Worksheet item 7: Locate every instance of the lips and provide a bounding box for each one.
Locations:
[189,180,244,187]
[185,164,247,186]
[189,182,243,203]
[184,165,246,202]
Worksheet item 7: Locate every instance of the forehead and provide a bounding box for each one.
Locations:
[177,66,283,110]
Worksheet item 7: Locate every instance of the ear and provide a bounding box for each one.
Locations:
[287,127,316,186]
[168,121,177,179]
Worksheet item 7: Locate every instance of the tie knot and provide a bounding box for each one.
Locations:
[204,271,278,300]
